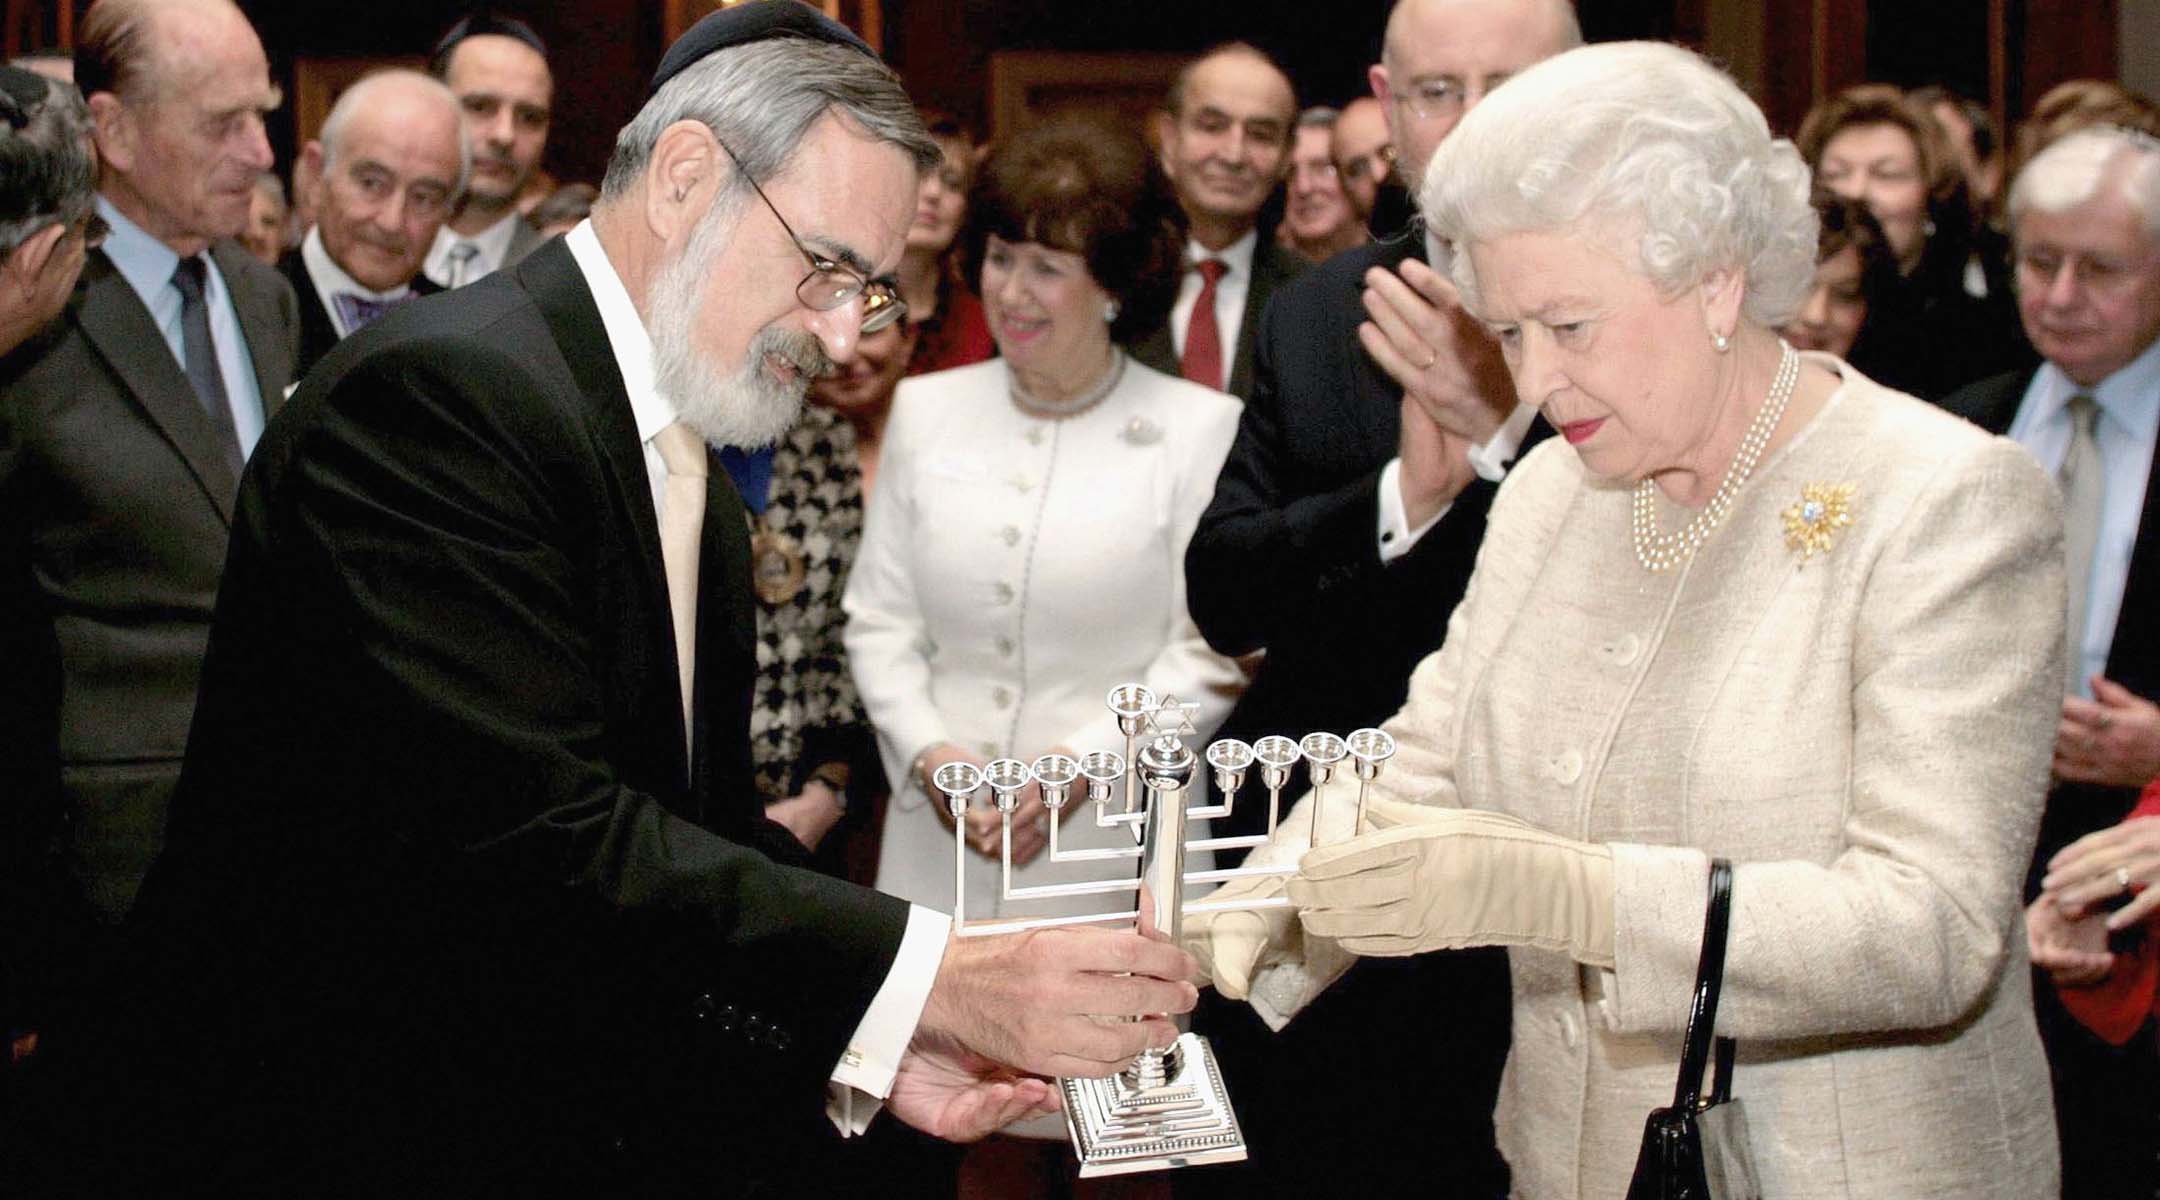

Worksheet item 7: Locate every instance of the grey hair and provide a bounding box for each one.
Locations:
[600,39,937,202]
[251,169,286,208]
[2008,125,2160,241]
[1298,105,1340,131]
[318,69,471,196]
[0,71,96,254]
[1421,41,1817,328]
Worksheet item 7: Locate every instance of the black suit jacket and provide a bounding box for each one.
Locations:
[278,248,443,380]
[1187,234,1550,772]
[1175,234,1529,1199]
[1945,369,2160,864]
[0,239,296,1035]
[114,238,908,1195]
[1132,236,1305,399]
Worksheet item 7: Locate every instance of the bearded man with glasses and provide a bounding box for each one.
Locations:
[85,5,1200,1195]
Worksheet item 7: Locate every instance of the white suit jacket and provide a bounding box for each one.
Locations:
[845,355,1243,917]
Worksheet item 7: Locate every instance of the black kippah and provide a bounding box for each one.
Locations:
[649,0,876,98]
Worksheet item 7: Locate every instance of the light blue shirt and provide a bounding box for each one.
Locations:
[2007,335,2160,696]
[95,196,267,459]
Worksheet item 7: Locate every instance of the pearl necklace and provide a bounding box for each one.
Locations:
[1630,341,1800,573]
[1008,350,1126,420]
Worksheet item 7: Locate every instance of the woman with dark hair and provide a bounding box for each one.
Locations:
[1780,193,1898,362]
[845,114,1243,920]
[899,110,993,375]
[1797,83,2026,399]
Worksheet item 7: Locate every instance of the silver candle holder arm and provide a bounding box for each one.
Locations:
[935,685,1397,1177]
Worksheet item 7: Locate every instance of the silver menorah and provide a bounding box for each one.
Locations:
[930,683,1397,1177]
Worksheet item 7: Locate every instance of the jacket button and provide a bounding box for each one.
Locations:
[1554,749,1583,785]
[992,686,1013,708]
[993,582,1015,604]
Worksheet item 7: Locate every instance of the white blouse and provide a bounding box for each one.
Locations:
[844,355,1244,917]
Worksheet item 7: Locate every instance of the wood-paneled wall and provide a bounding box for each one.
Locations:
[1,0,2135,189]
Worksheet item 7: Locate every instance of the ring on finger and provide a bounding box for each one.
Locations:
[2119,866,2134,891]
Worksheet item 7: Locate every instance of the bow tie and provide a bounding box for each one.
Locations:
[333,290,413,332]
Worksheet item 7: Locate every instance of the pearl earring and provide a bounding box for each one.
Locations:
[1711,331,1730,352]
[1104,299,1121,324]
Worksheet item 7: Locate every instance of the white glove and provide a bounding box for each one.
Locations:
[1288,808,1616,967]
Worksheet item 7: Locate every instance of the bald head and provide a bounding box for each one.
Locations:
[77,0,278,253]
[1332,95,1393,219]
[308,70,467,292]
[1373,0,1581,194]
[319,70,467,189]
[1159,42,1298,248]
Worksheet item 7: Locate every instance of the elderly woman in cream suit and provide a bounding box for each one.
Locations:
[845,116,1242,920]
[1193,43,2064,1198]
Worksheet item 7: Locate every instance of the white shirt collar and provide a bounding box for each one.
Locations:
[561,219,676,444]
[1189,227,1258,278]
[96,194,183,305]
[428,210,525,282]
[2032,334,2160,444]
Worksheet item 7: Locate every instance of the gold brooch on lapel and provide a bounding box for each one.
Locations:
[1781,482,1856,563]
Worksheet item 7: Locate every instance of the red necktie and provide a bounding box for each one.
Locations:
[1181,258,1228,391]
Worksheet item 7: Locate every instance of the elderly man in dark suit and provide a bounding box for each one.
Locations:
[92,8,1196,1197]
[278,69,460,377]
[1177,2,1579,1196]
[1131,42,1305,398]
[1946,124,2160,1200]
[0,0,294,1068]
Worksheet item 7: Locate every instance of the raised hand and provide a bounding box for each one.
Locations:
[1358,257,1515,444]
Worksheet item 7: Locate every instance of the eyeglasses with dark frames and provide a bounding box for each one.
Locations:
[714,138,906,334]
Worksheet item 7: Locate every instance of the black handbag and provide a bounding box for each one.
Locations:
[1625,858,1762,1200]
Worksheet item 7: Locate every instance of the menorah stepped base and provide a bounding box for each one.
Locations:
[1060,1031,1248,1177]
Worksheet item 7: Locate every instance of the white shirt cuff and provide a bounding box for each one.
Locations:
[825,904,952,1135]
[1380,402,1537,562]
[1377,457,1452,563]
[1468,401,1536,483]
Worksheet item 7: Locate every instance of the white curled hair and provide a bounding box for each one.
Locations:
[1421,41,1818,328]
[2008,126,2160,240]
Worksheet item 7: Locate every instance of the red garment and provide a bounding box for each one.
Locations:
[2058,783,2160,1045]
[906,284,994,377]
[1180,259,1227,391]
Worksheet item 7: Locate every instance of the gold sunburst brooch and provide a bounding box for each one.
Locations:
[1781,482,1856,563]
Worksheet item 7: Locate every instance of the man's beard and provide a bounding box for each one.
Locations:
[649,204,832,450]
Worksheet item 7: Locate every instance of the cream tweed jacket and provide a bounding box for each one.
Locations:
[1251,359,2064,1198]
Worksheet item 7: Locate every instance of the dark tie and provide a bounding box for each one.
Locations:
[171,256,242,469]
[333,291,403,332]
[1181,258,1228,391]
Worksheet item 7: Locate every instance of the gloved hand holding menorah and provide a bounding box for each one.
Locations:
[927,682,1397,1178]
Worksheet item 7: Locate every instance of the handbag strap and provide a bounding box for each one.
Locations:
[1670,858,1735,1111]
